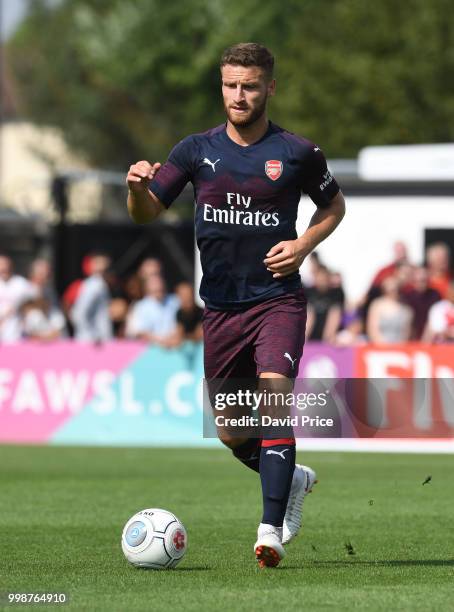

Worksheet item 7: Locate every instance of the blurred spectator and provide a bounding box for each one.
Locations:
[329,271,345,305]
[303,251,322,288]
[138,257,162,281]
[20,298,66,341]
[423,281,454,343]
[305,265,343,342]
[102,266,131,338]
[122,257,164,309]
[394,262,415,293]
[124,274,143,303]
[173,282,203,345]
[0,254,32,343]
[62,255,93,314]
[107,257,165,339]
[28,258,59,306]
[359,260,413,331]
[401,266,441,339]
[108,297,129,338]
[359,243,411,328]
[335,311,367,347]
[126,275,180,347]
[71,253,113,342]
[425,242,453,299]
[370,241,409,288]
[367,276,412,344]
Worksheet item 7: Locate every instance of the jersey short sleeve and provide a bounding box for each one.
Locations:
[148,136,197,208]
[300,145,340,208]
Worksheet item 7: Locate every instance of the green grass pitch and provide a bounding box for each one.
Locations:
[1,446,453,611]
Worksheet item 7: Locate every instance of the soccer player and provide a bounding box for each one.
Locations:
[126,43,345,567]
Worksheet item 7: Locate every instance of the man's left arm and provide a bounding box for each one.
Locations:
[264,191,345,278]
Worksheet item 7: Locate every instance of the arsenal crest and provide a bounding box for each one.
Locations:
[265,160,283,181]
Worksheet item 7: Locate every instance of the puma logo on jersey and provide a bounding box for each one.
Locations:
[266,449,289,460]
[284,352,297,368]
[203,158,220,172]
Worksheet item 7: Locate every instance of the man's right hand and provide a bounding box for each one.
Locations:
[126,160,166,223]
[126,161,161,193]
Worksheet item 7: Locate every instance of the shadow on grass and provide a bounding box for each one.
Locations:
[279,559,454,569]
[176,566,211,571]
[136,566,211,572]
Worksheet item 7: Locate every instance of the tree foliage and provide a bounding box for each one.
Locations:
[7,0,454,167]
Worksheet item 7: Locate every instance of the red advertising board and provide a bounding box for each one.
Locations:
[354,344,454,439]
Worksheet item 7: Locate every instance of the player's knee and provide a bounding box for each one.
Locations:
[217,432,248,449]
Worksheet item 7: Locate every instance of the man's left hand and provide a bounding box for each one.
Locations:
[263,240,307,278]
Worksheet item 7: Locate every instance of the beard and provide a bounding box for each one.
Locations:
[224,95,268,128]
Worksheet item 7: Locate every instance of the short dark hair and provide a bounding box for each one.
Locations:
[220,43,274,79]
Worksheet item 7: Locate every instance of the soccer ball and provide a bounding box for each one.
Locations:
[121,508,187,569]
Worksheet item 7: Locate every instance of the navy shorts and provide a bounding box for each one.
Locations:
[203,289,307,380]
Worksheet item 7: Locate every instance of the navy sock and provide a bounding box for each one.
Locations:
[259,439,296,527]
[232,438,261,473]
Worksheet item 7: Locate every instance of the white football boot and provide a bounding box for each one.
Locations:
[254,523,285,568]
[282,464,317,545]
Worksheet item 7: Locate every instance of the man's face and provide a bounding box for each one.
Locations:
[0,256,12,281]
[145,275,166,301]
[314,269,330,292]
[427,245,450,271]
[413,267,428,290]
[31,259,51,284]
[221,64,275,128]
[91,255,111,275]
[175,282,194,308]
[138,258,162,280]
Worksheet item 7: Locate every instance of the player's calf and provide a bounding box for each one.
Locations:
[217,431,261,473]
[231,437,261,472]
[259,438,296,527]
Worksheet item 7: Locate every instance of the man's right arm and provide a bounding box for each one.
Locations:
[126,161,165,224]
